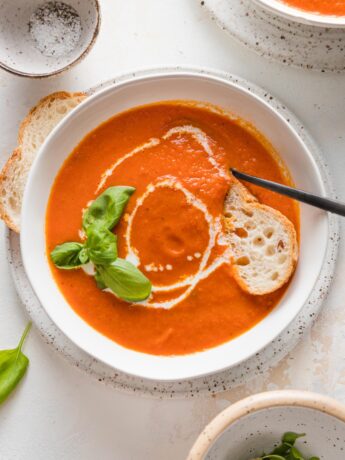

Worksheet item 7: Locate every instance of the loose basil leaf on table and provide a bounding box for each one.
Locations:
[85,225,118,265]
[0,323,31,405]
[97,258,151,302]
[51,242,87,269]
[83,186,135,231]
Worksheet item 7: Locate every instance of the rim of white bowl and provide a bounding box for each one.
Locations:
[188,390,345,459]
[253,0,345,27]
[0,0,101,78]
[20,71,331,381]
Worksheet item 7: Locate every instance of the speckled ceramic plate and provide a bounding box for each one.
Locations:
[202,0,345,72]
[6,67,339,398]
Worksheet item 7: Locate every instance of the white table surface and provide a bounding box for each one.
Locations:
[1,1,345,459]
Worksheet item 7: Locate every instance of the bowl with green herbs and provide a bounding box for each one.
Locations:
[188,390,345,460]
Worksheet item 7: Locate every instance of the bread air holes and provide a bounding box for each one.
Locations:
[266,245,275,256]
[235,256,250,266]
[241,208,253,217]
[277,240,285,252]
[235,227,248,238]
[278,254,287,264]
[253,235,264,247]
[264,227,274,239]
[271,272,279,281]
[244,221,256,231]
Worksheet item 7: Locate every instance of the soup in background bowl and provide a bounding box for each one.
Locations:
[254,0,345,27]
[20,72,329,381]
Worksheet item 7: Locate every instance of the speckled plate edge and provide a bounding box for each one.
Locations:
[201,0,345,73]
[6,66,339,399]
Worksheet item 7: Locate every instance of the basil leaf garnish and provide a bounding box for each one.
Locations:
[86,225,117,265]
[79,247,89,264]
[97,258,151,302]
[94,268,107,290]
[0,323,31,405]
[50,242,86,269]
[50,185,152,303]
[83,186,135,231]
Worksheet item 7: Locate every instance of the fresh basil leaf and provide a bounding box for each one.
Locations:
[83,186,135,231]
[94,268,107,290]
[289,447,304,460]
[271,443,293,456]
[0,323,31,405]
[86,225,118,265]
[79,247,89,265]
[51,242,86,269]
[308,457,320,460]
[282,433,305,446]
[262,456,286,460]
[97,258,151,302]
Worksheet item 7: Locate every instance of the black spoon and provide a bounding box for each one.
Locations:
[231,168,345,217]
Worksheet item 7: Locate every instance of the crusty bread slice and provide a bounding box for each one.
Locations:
[0,91,86,232]
[224,176,298,295]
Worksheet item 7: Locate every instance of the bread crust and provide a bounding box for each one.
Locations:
[224,175,298,295]
[0,148,22,232]
[0,91,86,232]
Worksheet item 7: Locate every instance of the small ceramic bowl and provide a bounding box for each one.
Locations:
[0,0,100,78]
[254,0,345,27]
[188,390,345,459]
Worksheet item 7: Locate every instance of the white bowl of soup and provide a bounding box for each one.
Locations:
[21,71,329,381]
[188,390,345,459]
[254,0,345,27]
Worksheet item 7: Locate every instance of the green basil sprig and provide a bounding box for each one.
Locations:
[252,432,319,460]
[85,226,118,265]
[97,258,152,302]
[50,186,151,303]
[51,242,87,269]
[83,186,135,231]
[0,323,31,405]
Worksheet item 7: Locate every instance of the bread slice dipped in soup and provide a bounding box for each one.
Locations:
[46,101,299,356]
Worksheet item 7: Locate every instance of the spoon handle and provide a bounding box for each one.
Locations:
[231,168,345,217]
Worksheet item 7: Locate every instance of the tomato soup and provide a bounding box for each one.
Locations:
[46,102,299,356]
[281,0,345,15]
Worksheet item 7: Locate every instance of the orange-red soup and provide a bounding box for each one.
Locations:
[281,0,345,15]
[46,102,299,356]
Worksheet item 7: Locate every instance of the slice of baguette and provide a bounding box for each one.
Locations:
[0,91,86,232]
[224,176,298,295]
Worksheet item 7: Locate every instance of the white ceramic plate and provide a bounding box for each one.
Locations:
[188,390,345,459]
[253,0,345,27]
[21,71,329,381]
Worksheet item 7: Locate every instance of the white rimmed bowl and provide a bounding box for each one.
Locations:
[21,71,329,381]
[188,390,345,459]
[0,0,100,78]
[254,0,345,27]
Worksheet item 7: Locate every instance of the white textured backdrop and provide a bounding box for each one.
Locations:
[0,1,345,459]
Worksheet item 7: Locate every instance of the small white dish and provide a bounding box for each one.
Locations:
[0,0,100,78]
[188,390,345,459]
[254,0,345,27]
[21,71,329,381]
